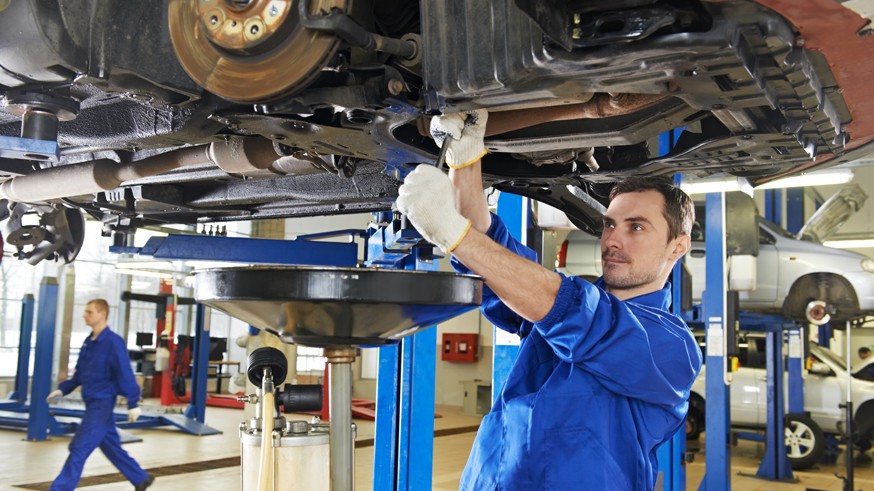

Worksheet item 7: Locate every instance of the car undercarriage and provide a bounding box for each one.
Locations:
[1,0,873,264]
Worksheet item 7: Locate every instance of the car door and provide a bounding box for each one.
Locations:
[803,352,845,432]
[742,222,779,308]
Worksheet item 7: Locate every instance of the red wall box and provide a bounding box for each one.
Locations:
[441,333,478,362]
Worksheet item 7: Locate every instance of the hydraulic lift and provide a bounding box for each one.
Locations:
[110,212,483,490]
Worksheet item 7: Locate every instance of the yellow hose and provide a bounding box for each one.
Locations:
[257,391,275,491]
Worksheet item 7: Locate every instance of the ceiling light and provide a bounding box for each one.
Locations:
[115,260,174,270]
[114,267,173,279]
[756,169,854,189]
[822,239,874,249]
[680,176,752,195]
[681,169,854,195]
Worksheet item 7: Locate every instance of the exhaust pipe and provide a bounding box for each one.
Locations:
[0,138,280,203]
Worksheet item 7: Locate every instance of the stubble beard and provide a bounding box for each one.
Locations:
[602,249,664,292]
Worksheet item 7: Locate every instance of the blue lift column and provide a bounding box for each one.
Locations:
[370,213,439,491]
[491,192,526,406]
[5,295,35,404]
[28,277,59,441]
[658,174,688,491]
[699,192,731,491]
[184,304,211,424]
[787,327,805,415]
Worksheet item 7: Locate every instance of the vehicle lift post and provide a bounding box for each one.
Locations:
[657,168,690,491]
[731,313,797,482]
[699,191,732,491]
[2,294,35,406]
[369,212,440,491]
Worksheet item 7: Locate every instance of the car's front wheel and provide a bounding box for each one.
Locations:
[785,414,825,470]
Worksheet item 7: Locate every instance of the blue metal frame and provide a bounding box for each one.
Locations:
[0,134,60,161]
[764,189,782,226]
[27,277,59,441]
[785,188,804,236]
[365,213,429,268]
[373,249,438,490]
[185,304,211,424]
[756,330,795,481]
[7,295,35,403]
[110,232,359,267]
[787,328,805,415]
[699,192,731,491]
[728,313,803,480]
[656,143,687,491]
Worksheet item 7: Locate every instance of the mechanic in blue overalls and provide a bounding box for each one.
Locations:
[47,298,155,491]
[397,110,703,490]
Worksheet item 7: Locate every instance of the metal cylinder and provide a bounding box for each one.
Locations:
[240,425,330,491]
[21,108,59,141]
[329,360,353,491]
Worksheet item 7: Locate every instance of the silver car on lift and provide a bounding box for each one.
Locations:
[688,334,874,470]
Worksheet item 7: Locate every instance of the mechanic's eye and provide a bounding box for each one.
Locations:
[632,223,644,231]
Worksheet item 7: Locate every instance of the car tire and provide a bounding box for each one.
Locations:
[785,413,825,470]
[686,407,703,440]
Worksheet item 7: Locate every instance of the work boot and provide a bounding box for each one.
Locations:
[135,474,155,490]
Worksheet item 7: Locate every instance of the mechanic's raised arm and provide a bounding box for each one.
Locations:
[452,229,562,322]
[397,109,562,322]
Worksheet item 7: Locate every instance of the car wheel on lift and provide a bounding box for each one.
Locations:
[686,408,702,440]
[785,413,825,470]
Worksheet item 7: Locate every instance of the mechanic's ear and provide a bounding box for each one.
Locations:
[669,234,691,260]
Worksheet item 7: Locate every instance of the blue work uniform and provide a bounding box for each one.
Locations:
[50,327,149,491]
[452,214,702,491]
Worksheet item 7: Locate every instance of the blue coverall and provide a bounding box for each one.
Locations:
[452,214,703,491]
[50,327,149,491]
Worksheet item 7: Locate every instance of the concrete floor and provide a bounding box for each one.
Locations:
[2,401,874,490]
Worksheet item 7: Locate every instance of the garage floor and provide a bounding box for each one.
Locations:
[2,402,874,490]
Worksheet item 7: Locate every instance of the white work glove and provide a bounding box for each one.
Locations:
[430,109,488,169]
[128,407,142,423]
[46,389,63,403]
[396,165,471,253]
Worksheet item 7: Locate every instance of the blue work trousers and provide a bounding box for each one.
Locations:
[49,398,148,491]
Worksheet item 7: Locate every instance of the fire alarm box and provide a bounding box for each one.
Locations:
[442,333,478,362]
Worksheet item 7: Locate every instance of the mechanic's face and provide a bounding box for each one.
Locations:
[83,303,107,329]
[600,190,689,300]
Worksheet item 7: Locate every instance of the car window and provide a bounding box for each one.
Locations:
[758,217,795,240]
[814,346,847,370]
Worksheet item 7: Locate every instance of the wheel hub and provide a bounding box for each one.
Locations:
[168,0,349,103]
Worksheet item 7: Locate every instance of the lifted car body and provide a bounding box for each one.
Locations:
[1,0,873,264]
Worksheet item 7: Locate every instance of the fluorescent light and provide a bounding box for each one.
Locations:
[115,260,174,270]
[115,268,173,279]
[823,239,874,249]
[681,169,854,195]
[681,176,750,195]
[757,169,854,189]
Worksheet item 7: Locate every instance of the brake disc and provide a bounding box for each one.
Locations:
[168,0,348,103]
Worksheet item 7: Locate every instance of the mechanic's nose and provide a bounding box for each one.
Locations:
[601,229,622,249]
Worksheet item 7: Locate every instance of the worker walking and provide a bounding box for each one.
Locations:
[47,299,155,491]
[397,109,703,490]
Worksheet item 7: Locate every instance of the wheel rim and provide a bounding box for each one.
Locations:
[784,420,816,458]
[168,0,349,102]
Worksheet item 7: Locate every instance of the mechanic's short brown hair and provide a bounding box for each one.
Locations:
[87,298,110,316]
[609,176,694,241]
